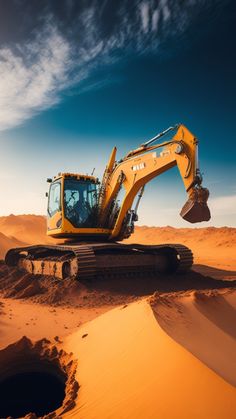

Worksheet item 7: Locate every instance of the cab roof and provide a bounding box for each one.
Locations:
[53,172,98,183]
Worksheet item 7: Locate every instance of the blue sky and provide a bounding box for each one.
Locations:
[0,0,235,226]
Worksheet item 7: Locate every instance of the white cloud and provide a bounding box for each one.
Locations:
[140,2,150,33]
[0,24,72,131]
[209,194,236,216]
[152,9,160,32]
[160,0,171,22]
[140,0,170,34]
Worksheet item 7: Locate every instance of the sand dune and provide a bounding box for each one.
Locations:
[0,214,51,249]
[0,232,26,260]
[62,296,236,419]
[0,214,53,260]
[151,290,236,387]
[132,225,236,248]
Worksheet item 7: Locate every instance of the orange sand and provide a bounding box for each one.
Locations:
[0,298,110,350]
[62,297,236,419]
[0,215,236,418]
[0,214,50,259]
[0,232,25,259]
[151,289,236,387]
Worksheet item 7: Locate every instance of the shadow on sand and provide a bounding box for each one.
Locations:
[150,284,236,387]
[194,293,236,341]
[193,264,236,280]
[89,265,236,297]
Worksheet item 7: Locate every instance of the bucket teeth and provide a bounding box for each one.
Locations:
[180,187,211,223]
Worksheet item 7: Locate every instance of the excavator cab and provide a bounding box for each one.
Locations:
[47,174,103,238]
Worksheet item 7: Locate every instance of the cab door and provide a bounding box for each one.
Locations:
[47,180,63,231]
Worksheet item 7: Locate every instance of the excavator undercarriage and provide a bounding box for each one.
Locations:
[5,242,193,280]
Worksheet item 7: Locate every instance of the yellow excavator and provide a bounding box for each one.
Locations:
[6,124,210,280]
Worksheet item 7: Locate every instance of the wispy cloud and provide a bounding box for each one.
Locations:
[140,0,171,34]
[0,0,223,131]
[0,24,73,130]
[140,2,150,33]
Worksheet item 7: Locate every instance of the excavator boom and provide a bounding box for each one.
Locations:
[99,124,210,240]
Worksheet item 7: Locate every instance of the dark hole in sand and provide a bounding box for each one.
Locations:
[0,368,66,418]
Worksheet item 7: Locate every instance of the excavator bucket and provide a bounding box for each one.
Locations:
[180,187,211,223]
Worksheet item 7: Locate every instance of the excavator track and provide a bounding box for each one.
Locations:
[5,242,193,281]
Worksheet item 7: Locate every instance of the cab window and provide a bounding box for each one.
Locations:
[48,182,61,217]
[64,179,98,227]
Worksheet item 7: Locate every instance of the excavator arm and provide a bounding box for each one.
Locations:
[100,124,210,240]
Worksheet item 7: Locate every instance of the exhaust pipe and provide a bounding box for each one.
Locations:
[180,186,211,223]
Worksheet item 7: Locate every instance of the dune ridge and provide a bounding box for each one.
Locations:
[62,297,236,419]
[150,289,236,387]
[0,214,55,259]
[0,232,26,259]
